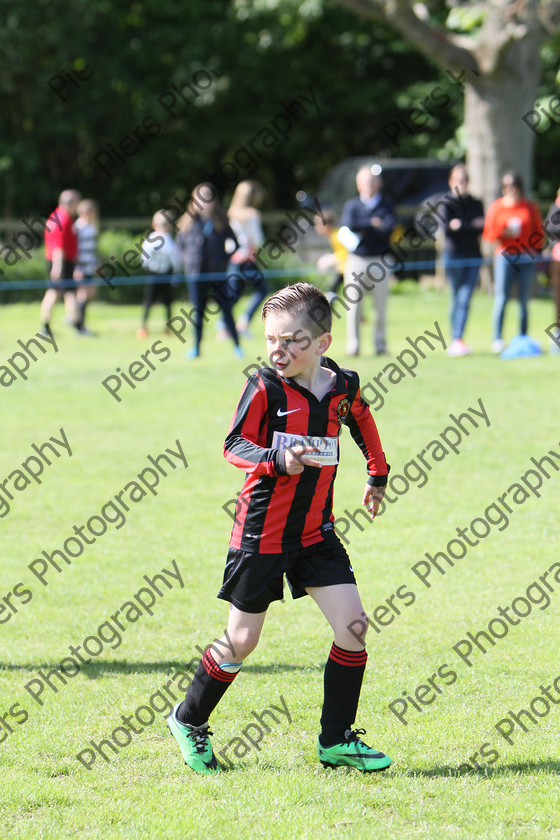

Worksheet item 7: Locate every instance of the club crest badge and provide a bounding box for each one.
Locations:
[337,398,351,426]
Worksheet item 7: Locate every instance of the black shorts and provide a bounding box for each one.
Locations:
[217,529,356,613]
[46,259,77,291]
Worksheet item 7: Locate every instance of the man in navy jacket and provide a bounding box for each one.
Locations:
[340,167,397,355]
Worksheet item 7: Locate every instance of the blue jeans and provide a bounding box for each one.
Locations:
[445,261,479,340]
[492,255,535,340]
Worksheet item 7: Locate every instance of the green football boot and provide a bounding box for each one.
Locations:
[167,703,220,774]
[318,728,391,772]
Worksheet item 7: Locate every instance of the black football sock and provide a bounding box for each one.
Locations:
[176,647,241,727]
[319,643,367,747]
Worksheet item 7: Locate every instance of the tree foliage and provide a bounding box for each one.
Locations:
[1,0,559,222]
[334,0,560,206]
[0,0,458,219]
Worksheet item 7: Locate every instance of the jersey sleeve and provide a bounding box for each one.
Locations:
[224,374,288,476]
[344,371,389,485]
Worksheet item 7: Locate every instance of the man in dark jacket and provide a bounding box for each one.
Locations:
[340,166,397,355]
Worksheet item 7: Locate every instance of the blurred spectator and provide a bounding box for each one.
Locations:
[543,186,560,354]
[138,210,183,339]
[440,165,484,356]
[40,189,81,337]
[340,165,397,355]
[482,171,543,353]
[177,184,242,359]
[226,180,268,338]
[73,199,100,336]
[314,210,348,302]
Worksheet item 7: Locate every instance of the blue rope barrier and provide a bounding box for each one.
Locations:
[0,268,316,291]
[0,255,551,292]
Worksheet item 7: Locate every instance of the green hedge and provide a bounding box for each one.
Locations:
[0,229,315,305]
[0,230,148,304]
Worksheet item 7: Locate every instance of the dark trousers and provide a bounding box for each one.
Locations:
[187,278,239,349]
[142,278,173,324]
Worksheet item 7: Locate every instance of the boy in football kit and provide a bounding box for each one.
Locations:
[167,282,392,774]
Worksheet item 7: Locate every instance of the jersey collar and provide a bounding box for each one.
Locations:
[272,355,347,398]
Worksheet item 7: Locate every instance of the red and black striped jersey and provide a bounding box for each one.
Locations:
[224,357,388,553]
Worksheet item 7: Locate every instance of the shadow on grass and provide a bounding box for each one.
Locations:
[397,760,560,778]
[190,759,560,778]
[0,660,323,677]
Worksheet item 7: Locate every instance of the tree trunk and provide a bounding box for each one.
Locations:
[466,30,543,209]
[337,0,555,211]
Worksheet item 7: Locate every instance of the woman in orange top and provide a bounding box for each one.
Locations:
[482,171,543,353]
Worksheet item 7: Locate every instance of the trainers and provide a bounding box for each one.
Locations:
[137,327,148,339]
[166,703,219,774]
[491,338,505,354]
[448,338,472,357]
[318,728,391,773]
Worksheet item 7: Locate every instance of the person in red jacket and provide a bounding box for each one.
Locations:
[40,189,82,337]
[482,172,543,353]
[166,282,392,775]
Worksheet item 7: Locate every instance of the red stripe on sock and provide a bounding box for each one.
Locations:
[202,648,238,682]
[329,643,367,667]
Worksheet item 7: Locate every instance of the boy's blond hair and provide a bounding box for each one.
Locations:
[262,282,332,337]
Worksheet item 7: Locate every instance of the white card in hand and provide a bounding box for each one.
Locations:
[272,431,339,464]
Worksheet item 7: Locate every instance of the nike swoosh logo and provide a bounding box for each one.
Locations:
[277,408,301,416]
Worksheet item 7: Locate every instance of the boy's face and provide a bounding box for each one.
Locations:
[263,312,331,378]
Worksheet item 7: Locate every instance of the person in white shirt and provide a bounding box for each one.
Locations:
[138,210,183,338]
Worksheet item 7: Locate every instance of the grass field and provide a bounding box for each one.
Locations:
[1,283,559,839]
